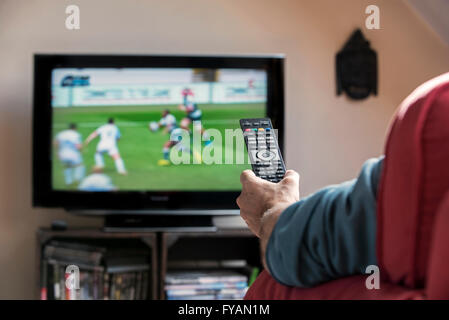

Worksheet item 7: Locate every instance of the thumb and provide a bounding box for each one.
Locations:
[281,170,300,186]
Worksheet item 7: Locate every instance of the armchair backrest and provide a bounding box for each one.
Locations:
[377,73,449,289]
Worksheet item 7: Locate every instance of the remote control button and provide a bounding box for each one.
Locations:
[256,150,276,161]
[254,163,269,167]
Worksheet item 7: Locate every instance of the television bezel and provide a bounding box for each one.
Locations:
[32,54,285,213]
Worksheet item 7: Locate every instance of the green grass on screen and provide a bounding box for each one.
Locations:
[52,103,264,191]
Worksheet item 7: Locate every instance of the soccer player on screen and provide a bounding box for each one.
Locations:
[178,88,211,146]
[54,123,85,186]
[84,118,127,175]
[149,109,192,166]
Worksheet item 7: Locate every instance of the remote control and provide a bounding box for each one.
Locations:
[240,118,286,183]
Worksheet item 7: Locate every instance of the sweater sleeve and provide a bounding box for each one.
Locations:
[265,157,383,287]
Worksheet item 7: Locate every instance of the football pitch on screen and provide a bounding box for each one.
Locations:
[52,103,264,191]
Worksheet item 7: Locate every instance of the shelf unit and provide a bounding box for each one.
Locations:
[36,227,260,300]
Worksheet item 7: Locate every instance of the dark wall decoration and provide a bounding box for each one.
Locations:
[336,29,378,100]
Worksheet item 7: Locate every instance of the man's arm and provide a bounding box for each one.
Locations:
[84,131,98,147]
[263,157,383,287]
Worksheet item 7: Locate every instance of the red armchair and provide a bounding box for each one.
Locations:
[245,73,449,300]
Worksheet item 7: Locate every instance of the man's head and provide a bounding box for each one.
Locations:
[108,118,114,124]
[69,123,77,130]
[162,109,170,117]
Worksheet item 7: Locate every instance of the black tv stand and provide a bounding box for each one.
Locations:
[103,214,216,232]
[36,227,260,299]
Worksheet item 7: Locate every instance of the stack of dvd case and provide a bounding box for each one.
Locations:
[165,270,248,300]
[41,240,150,300]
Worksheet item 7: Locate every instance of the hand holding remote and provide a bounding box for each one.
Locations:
[237,169,300,238]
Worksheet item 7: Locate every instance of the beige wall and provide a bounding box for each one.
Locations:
[0,0,448,299]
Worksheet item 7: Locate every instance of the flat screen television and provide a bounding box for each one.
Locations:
[33,54,284,217]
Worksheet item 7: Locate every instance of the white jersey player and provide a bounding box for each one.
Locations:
[54,123,85,185]
[84,118,127,175]
[78,173,116,191]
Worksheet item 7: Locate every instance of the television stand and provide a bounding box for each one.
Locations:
[103,215,216,232]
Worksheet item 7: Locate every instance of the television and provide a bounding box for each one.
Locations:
[33,54,284,223]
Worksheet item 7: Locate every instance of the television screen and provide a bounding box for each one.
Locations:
[33,54,284,211]
[51,67,265,192]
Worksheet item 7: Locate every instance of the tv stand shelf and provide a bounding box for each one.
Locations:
[36,227,260,300]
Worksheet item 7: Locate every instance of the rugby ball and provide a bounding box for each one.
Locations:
[149,121,159,132]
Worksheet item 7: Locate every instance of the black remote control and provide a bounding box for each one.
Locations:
[240,118,286,183]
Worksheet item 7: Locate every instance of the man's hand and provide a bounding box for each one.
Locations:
[236,170,300,238]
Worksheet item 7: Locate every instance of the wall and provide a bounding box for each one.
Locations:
[0,0,448,299]
[407,0,449,46]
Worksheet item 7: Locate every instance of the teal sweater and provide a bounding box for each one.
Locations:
[266,157,383,287]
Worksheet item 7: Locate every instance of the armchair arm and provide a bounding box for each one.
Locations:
[426,192,449,299]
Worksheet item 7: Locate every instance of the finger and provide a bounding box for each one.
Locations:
[239,208,249,222]
[284,169,299,179]
[240,169,257,184]
[236,195,242,207]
